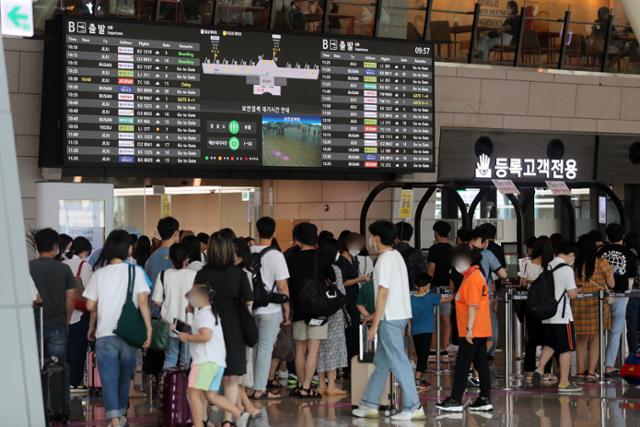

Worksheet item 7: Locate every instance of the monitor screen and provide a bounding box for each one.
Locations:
[61,18,435,174]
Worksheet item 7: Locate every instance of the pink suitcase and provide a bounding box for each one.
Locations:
[87,350,102,396]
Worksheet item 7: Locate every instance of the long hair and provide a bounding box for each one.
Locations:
[206,231,235,270]
[95,230,131,270]
[319,238,339,283]
[575,234,597,281]
[181,235,202,264]
[133,235,151,266]
[531,236,554,269]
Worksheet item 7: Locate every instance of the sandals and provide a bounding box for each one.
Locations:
[296,387,321,399]
[252,390,281,400]
[267,379,281,390]
[585,372,598,383]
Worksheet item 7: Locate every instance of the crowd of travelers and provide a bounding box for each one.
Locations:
[28,213,640,424]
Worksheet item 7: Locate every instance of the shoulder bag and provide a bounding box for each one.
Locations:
[151,271,170,350]
[114,264,148,348]
[74,260,88,312]
[237,270,259,347]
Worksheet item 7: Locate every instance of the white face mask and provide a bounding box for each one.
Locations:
[349,248,360,257]
[454,260,471,274]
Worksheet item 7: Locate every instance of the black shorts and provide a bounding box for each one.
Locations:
[543,322,576,354]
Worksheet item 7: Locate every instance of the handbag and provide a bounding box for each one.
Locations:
[238,301,259,347]
[74,260,88,312]
[113,265,148,348]
[151,271,170,350]
[151,271,170,351]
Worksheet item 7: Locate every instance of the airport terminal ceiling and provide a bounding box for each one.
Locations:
[39,16,435,180]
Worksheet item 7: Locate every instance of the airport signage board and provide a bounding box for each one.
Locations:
[59,17,435,173]
[0,0,33,37]
[438,129,596,183]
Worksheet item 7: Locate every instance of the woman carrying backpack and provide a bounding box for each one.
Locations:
[572,234,615,382]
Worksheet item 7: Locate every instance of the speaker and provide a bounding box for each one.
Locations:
[474,136,494,158]
[630,141,640,165]
[547,138,565,160]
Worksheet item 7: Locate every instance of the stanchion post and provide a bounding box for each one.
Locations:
[598,290,606,383]
[504,288,513,390]
[435,291,442,392]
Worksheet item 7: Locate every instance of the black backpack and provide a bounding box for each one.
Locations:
[251,247,277,309]
[526,263,570,320]
[299,255,347,319]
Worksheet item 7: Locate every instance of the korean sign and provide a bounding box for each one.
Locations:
[475,156,578,180]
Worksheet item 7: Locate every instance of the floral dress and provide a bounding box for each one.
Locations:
[317,265,348,372]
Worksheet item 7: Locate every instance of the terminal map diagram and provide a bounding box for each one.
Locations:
[202,33,319,96]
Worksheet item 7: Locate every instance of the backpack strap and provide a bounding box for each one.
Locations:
[257,247,278,293]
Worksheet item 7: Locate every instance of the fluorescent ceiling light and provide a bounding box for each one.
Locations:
[114,186,255,196]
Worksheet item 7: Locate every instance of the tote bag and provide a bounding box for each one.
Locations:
[114,265,148,348]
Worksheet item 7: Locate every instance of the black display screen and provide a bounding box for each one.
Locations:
[63,18,435,173]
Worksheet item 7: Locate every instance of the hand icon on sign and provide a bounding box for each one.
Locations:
[475,154,492,178]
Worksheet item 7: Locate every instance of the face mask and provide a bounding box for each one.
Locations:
[455,260,471,274]
[349,248,360,257]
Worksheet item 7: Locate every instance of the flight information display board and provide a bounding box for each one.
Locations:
[63,18,434,172]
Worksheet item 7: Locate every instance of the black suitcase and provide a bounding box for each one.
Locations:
[37,306,71,423]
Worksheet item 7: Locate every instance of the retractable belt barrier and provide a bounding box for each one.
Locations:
[501,287,640,386]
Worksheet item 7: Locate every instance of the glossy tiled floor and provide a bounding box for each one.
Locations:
[58,363,640,427]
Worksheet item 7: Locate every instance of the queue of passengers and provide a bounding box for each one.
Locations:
[29,214,640,424]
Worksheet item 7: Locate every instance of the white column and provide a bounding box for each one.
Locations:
[0,36,46,427]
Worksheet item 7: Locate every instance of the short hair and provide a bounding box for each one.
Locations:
[414,272,432,287]
[606,223,625,243]
[70,236,92,256]
[369,220,397,246]
[318,230,334,243]
[433,221,451,238]
[256,217,276,239]
[197,232,210,245]
[207,231,235,270]
[469,227,489,243]
[525,236,537,249]
[338,229,352,243]
[169,243,188,269]
[395,222,413,241]
[479,223,497,239]
[157,217,179,241]
[296,222,318,246]
[34,228,59,253]
[558,240,578,256]
[457,228,470,243]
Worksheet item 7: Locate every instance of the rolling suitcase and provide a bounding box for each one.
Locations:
[351,323,390,409]
[38,306,71,423]
[87,343,102,396]
[158,340,191,426]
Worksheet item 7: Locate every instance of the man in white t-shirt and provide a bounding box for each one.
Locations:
[250,217,290,399]
[532,241,580,394]
[353,221,425,421]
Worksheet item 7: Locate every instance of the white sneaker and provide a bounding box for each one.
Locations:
[390,406,426,421]
[352,407,380,418]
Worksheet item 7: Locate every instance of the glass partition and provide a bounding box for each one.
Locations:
[377,0,426,39]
